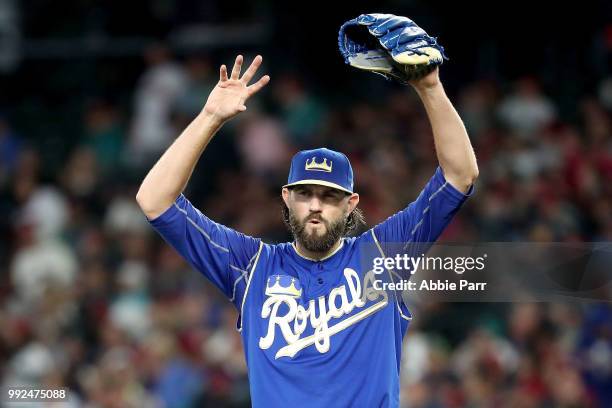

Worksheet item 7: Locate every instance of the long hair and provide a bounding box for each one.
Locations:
[281,200,366,236]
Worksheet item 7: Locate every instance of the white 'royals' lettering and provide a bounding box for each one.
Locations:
[259,268,388,359]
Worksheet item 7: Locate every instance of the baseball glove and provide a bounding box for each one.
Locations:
[338,13,448,84]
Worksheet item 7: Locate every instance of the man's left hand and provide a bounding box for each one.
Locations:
[409,66,441,91]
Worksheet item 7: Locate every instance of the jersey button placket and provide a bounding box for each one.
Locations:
[316,263,324,285]
[306,262,328,298]
[310,262,325,295]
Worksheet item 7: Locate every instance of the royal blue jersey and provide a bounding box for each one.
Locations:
[148,166,473,407]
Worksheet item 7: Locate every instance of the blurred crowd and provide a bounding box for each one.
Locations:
[1,39,612,407]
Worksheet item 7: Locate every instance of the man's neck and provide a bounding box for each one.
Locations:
[294,239,343,261]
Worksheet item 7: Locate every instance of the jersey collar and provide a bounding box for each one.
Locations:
[291,239,345,262]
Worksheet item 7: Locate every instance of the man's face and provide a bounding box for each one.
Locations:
[282,185,359,253]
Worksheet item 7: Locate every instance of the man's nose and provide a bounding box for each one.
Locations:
[309,196,322,212]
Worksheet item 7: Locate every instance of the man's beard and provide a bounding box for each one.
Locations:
[288,211,347,253]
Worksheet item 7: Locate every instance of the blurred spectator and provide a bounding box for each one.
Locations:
[10,187,77,304]
[458,80,499,138]
[576,305,612,406]
[140,329,205,408]
[83,100,125,175]
[597,76,612,110]
[235,111,292,180]
[498,77,557,138]
[129,44,188,166]
[174,56,217,120]
[272,74,325,147]
[109,260,152,340]
[0,115,22,187]
[104,193,151,236]
[60,147,100,199]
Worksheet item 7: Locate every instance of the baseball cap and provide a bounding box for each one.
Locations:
[283,148,354,194]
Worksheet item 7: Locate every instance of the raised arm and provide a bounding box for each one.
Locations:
[136,55,270,219]
[409,68,478,193]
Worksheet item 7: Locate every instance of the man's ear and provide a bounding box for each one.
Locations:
[348,193,359,212]
[282,187,290,206]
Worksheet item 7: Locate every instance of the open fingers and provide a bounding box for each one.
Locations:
[241,55,263,84]
[247,75,271,97]
[219,64,228,82]
[230,55,243,80]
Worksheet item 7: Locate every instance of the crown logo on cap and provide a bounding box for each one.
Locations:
[305,157,332,172]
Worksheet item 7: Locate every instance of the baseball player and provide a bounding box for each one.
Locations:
[137,14,478,408]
